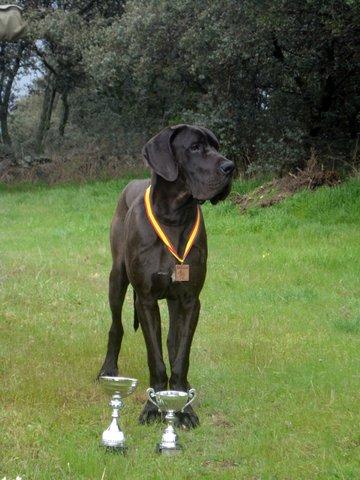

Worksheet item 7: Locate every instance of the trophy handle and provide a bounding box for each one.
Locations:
[181,388,196,412]
[146,387,159,409]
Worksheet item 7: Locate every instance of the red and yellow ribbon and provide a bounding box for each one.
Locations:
[144,185,201,264]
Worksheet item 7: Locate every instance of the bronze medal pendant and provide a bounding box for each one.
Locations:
[173,264,190,282]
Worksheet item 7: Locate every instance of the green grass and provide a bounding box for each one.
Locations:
[1,177,359,479]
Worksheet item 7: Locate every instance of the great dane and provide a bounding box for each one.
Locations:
[98,124,235,428]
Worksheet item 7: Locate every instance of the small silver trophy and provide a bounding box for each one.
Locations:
[147,388,197,455]
[99,376,138,452]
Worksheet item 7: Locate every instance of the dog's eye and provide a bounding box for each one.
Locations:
[190,143,201,152]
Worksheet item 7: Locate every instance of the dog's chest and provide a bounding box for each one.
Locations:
[128,236,206,299]
[125,204,207,298]
[150,260,206,299]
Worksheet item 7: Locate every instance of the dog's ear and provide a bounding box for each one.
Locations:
[197,126,219,150]
[142,126,185,181]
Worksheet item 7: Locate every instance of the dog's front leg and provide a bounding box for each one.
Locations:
[167,296,200,428]
[98,263,128,378]
[136,295,168,424]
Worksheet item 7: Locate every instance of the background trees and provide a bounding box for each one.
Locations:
[1,0,359,174]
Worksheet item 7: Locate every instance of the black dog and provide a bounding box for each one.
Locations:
[99,124,234,428]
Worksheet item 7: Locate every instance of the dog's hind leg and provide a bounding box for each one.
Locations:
[98,261,129,378]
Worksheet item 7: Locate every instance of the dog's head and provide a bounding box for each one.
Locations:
[142,124,235,203]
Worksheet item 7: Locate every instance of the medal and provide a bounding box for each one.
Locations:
[172,264,190,282]
[144,186,200,282]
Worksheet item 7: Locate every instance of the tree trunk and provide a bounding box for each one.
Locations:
[59,91,69,137]
[0,44,23,147]
[35,76,56,154]
[0,104,12,146]
[0,76,15,146]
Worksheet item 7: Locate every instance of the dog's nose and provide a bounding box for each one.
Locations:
[219,160,235,176]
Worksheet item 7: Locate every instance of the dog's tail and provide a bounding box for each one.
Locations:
[133,289,139,331]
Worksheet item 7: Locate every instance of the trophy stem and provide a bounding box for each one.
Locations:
[111,394,123,418]
[157,411,181,455]
[101,393,126,452]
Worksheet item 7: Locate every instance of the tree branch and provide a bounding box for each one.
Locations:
[78,0,98,16]
[33,44,58,76]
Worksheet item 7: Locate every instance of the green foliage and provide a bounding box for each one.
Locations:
[82,0,360,172]
[2,0,359,174]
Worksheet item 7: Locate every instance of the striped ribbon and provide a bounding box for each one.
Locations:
[144,185,201,264]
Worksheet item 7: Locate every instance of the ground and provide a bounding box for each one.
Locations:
[0,177,359,479]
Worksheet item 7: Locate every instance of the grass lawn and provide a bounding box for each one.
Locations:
[0,177,359,479]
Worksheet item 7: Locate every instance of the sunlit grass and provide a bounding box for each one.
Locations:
[1,178,359,479]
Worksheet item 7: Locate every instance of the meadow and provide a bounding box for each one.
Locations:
[0,177,359,479]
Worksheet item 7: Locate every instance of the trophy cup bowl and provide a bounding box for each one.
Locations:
[147,388,196,455]
[99,376,138,452]
[99,376,138,397]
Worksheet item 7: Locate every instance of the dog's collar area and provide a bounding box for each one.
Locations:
[144,185,201,264]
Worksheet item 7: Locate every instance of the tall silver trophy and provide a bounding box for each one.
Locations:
[99,376,138,452]
[147,388,197,454]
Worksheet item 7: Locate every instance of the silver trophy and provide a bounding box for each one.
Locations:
[99,376,138,452]
[147,388,197,454]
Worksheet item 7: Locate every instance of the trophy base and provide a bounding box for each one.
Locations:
[101,441,127,454]
[101,440,126,453]
[101,417,126,453]
[157,443,182,455]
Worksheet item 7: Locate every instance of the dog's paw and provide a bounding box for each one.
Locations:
[97,363,118,380]
[176,405,200,429]
[139,401,162,425]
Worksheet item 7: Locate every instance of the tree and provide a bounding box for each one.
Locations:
[0,41,32,148]
[28,1,125,152]
[83,0,360,172]
[3,0,359,173]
